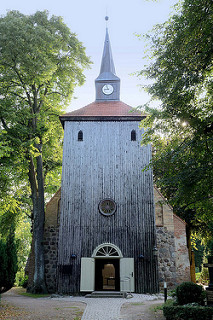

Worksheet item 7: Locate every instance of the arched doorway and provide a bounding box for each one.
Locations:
[92,243,122,291]
[80,243,134,293]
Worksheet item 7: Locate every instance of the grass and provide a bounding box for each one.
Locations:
[149,302,165,319]
[20,292,50,298]
[13,287,50,298]
[73,310,84,320]
[151,304,163,312]
[54,306,80,310]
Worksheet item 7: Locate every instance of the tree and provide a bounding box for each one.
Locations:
[14,214,31,286]
[0,230,18,294]
[138,0,213,239]
[0,10,91,293]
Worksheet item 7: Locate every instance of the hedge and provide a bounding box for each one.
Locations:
[163,303,213,320]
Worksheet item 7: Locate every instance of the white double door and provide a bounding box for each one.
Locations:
[80,257,135,292]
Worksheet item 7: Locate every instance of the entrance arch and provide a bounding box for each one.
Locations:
[92,243,122,291]
[92,243,123,258]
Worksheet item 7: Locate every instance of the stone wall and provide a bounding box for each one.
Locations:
[26,190,60,292]
[154,187,177,289]
[154,187,190,289]
[173,214,191,284]
[43,189,60,292]
[25,239,35,291]
[43,226,59,293]
[156,226,177,289]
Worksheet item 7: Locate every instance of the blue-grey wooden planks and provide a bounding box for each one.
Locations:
[58,120,158,293]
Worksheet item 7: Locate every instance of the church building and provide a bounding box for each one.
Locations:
[27,23,191,294]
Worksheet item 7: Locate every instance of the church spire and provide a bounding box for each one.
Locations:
[95,17,120,101]
[99,27,116,77]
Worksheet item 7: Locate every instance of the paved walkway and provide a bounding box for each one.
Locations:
[59,293,164,320]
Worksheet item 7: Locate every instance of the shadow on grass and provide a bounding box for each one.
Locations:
[12,287,50,298]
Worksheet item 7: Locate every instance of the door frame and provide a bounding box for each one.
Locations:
[95,258,120,291]
[80,243,135,292]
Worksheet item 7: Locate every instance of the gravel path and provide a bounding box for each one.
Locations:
[1,289,165,320]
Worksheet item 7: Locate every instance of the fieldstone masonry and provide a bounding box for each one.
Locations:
[154,187,191,289]
[173,214,191,283]
[156,227,177,288]
[43,189,60,292]
[43,226,59,292]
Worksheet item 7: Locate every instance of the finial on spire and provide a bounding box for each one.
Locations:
[105,15,109,28]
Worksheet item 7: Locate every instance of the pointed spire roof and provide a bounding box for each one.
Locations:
[96,28,120,81]
[100,28,115,74]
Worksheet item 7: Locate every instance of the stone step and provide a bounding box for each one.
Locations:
[85,291,126,298]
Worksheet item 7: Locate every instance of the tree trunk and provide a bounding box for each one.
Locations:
[28,149,47,293]
[186,225,196,283]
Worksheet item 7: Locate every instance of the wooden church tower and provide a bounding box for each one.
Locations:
[57,22,159,294]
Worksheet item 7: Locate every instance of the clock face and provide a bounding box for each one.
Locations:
[102,84,114,95]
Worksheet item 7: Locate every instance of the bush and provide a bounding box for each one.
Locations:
[195,272,201,282]
[20,276,28,288]
[0,232,18,293]
[0,241,7,291]
[163,302,213,320]
[15,269,28,287]
[201,267,210,284]
[175,281,205,305]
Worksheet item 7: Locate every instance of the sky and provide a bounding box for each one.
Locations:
[1,0,178,112]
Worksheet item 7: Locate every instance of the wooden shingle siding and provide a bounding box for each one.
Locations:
[58,121,158,293]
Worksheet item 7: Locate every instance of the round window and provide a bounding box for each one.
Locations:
[99,199,117,216]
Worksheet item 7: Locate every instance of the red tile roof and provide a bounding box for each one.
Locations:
[60,101,146,124]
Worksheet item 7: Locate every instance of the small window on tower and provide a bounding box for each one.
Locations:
[78,130,83,141]
[131,130,136,141]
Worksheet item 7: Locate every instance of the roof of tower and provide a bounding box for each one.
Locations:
[60,101,147,124]
[95,28,120,82]
[60,19,146,125]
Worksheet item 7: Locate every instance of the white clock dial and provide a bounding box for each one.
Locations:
[102,84,114,95]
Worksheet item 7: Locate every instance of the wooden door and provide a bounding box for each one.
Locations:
[120,258,135,292]
[80,258,95,292]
